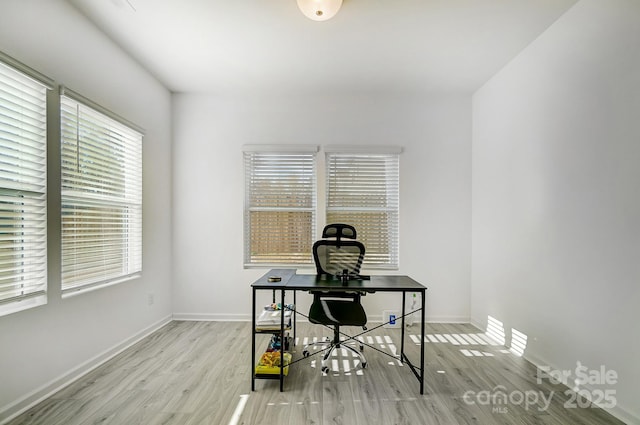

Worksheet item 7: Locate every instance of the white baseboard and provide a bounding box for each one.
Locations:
[605,405,640,425]
[366,314,469,324]
[172,313,250,321]
[0,315,173,425]
[424,315,470,324]
[469,318,485,330]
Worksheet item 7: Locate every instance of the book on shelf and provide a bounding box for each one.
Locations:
[256,305,293,330]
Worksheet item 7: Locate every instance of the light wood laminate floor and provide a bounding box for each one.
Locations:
[8,321,625,425]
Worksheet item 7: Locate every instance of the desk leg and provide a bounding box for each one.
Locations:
[251,287,256,391]
[279,289,285,392]
[401,291,406,361]
[420,289,425,395]
[293,290,297,344]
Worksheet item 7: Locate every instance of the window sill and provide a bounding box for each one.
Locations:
[62,273,141,299]
[0,293,47,317]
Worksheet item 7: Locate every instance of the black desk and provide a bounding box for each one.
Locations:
[251,269,427,394]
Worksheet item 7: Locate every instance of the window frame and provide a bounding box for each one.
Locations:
[0,52,52,316]
[243,145,318,268]
[59,88,143,296]
[325,146,401,270]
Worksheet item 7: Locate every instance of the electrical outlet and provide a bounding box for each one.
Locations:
[147,293,154,306]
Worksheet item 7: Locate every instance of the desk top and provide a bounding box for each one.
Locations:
[252,268,427,292]
[251,269,296,288]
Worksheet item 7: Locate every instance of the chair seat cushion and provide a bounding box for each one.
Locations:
[308,299,367,326]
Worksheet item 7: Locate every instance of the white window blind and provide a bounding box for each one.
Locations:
[326,150,400,269]
[244,146,317,267]
[60,93,142,293]
[0,59,48,314]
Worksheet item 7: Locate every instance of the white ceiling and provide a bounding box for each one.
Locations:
[68,0,578,94]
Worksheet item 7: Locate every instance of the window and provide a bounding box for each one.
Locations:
[60,90,143,294]
[244,146,317,267]
[0,55,50,315]
[243,145,400,269]
[326,147,400,269]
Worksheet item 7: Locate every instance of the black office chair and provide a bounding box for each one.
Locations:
[302,224,368,373]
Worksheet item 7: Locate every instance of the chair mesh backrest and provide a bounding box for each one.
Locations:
[313,224,365,276]
[314,243,364,275]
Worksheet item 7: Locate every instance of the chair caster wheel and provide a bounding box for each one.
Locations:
[303,350,310,357]
[321,366,330,374]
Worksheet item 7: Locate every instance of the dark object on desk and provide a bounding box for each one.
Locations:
[303,223,368,373]
[336,268,370,284]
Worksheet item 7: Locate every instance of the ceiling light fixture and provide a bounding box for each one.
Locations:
[296,0,343,21]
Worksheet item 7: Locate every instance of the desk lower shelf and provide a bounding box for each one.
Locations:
[255,327,291,333]
[254,352,292,378]
[254,330,292,381]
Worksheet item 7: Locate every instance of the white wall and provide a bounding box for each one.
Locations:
[172,92,471,323]
[0,1,173,421]
[471,0,640,423]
